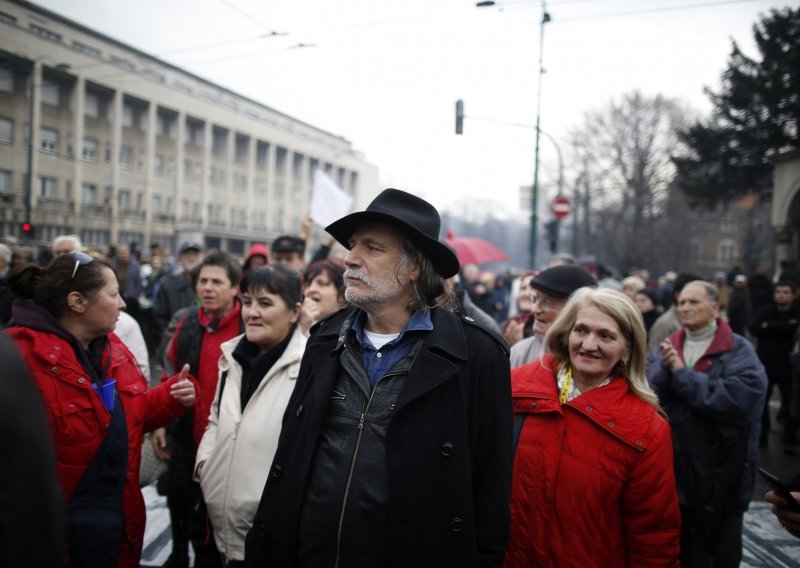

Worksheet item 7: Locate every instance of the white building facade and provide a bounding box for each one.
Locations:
[0,0,378,255]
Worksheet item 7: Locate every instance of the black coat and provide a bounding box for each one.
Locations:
[246,307,513,567]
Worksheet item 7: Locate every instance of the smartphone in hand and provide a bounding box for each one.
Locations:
[758,467,800,512]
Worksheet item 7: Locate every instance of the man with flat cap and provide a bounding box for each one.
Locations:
[245,188,513,567]
[509,264,596,368]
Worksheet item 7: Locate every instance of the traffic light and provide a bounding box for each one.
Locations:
[20,221,34,238]
[455,99,464,135]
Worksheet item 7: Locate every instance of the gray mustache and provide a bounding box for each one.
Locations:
[343,269,370,285]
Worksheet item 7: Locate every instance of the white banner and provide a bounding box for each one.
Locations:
[310,169,354,228]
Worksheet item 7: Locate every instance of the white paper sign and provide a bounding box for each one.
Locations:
[310,169,354,227]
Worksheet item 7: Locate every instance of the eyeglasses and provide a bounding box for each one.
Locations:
[70,251,94,283]
[530,294,558,309]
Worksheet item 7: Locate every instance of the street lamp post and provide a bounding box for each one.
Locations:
[529,1,550,268]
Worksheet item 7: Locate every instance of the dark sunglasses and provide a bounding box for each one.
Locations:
[70,251,94,282]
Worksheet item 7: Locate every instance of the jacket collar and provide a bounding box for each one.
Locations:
[670,317,733,372]
[219,326,307,380]
[512,354,652,451]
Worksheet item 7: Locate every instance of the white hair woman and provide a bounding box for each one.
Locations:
[506,287,680,566]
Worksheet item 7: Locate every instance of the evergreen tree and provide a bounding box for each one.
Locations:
[673,7,800,206]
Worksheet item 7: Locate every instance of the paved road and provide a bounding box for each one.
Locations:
[139,398,800,567]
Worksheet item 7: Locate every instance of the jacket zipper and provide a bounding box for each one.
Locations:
[333,366,404,568]
[334,391,373,568]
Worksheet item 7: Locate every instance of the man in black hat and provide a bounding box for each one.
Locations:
[509,264,596,368]
[246,188,513,567]
[270,234,307,276]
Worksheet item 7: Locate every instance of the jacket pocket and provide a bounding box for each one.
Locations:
[50,396,100,447]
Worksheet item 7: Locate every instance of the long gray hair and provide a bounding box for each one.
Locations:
[398,237,447,313]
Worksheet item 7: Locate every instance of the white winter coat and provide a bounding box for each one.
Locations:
[195,326,307,561]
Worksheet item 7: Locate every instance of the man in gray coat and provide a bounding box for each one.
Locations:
[647,280,767,566]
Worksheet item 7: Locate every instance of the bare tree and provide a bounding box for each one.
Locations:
[567,91,691,272]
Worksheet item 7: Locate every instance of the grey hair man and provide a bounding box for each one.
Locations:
[647,280,767,566]
[52,234,82,256]
[246,188,513,567]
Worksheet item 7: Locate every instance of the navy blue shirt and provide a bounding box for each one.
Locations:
[353,309,433,387]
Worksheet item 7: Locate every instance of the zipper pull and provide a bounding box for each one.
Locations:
[357,413,366,430]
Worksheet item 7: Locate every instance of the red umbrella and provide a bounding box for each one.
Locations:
[445,235,508,266]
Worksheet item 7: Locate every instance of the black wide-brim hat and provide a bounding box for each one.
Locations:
[325,188,460,278]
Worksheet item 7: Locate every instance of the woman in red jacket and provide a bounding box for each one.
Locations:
[5,252,197,568]
[507,287,680,567]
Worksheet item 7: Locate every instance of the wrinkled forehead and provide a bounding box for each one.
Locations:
[350,222,404,246]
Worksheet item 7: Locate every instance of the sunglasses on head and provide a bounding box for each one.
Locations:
[70,251,94,283]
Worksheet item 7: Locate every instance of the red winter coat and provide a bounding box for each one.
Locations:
[506,355,680,567]
[7,326,196,568]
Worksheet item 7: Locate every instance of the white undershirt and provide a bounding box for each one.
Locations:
[363,329,400,350]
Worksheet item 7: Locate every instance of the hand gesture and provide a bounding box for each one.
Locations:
[151,427,170,461]
[766,490,800,539]
[169,364,196,407]
[659,340,684,373]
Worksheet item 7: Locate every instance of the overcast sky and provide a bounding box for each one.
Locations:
[36,0,790,218]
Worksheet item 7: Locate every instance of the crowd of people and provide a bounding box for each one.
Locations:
[0,190,799,567]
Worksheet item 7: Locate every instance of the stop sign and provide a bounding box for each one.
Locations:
[552,196,571,219]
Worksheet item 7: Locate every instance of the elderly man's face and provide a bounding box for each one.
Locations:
[678,283,719,331]
[343,223,418,310]
[54,240,78,256]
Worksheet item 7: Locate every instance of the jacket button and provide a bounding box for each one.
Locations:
[78,378,85,384]
[586,406,593,412]
[450,517,464,532]
[608,421,615,427]
[271,465,283,479]
[529,402,536,410]
[440,442,454,457]
[51,367,58,373]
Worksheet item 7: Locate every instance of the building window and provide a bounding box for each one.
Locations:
[143,69,166,84]
[29,24,62,43]
[192,201,200,220]
[154,154,163,176]
[120,146,132,168]
[180,199,189,217]
[41,79,59,106]
[119,189,130,209]
[82,137,98,162]
[0,117,12,144]
[256,142,269,168]
[720,218,737,234]
[122,104,134,128]
[0,170,11,193]
[104,142,111,164]
[183,159,190,180]
[81,183,97,203]
[40,128,58,153]
[38,176,57,198]
[72,40,101,58]
[152,194,161,213]
[194,163,202,184]
[0,65,13,92]
[235,137,249,161]
[718,239,738,262]
[84,92,99,118]
[138,150,145,173]
[0,11,17,24]
[167,157,175,178]
[110,57,135,72]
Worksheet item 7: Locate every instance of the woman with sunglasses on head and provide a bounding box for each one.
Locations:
[5,252,198,568]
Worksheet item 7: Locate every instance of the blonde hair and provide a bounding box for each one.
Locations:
[545,287,661,411]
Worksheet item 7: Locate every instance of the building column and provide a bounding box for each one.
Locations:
[70,74,85,228]
[226,128,234,231]
[144,102,156,245]
[266,143,276,234]
[27,60,42,218]
[109,89,122,243]
[247,136,256,232]
[201,121,212,227]
[175,111,186,226]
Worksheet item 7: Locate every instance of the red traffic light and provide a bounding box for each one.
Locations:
[21,222,33,235]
